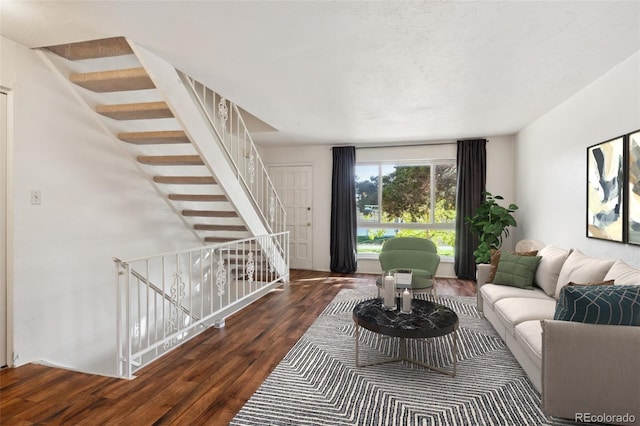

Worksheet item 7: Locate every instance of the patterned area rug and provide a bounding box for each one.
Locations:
[231,289,584,426]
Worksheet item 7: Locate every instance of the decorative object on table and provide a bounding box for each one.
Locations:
[382,272,396,310]
[466,192,518,264]
[586,136,625,243]
[401,288,412,314]
[627,129,640,245]
[394,269,412,286]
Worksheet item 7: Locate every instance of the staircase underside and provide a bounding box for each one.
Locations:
[43,37,253,243]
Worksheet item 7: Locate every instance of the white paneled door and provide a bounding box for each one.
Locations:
[270,165,313,270]
[1,92,7,367]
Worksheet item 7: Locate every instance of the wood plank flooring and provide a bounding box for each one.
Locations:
[0,270,475,425]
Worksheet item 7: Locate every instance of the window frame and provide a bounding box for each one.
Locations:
[355,159,457,259]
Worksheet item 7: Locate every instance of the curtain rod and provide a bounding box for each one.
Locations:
[331,138,489,150]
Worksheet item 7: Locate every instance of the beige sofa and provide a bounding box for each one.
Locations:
[477,244,640,425]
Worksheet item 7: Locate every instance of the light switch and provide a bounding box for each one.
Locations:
[31,190,41,205]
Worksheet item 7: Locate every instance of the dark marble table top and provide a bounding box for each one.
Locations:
[353,298,459,339]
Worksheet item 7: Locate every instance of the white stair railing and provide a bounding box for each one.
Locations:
[180,74,286,235]
[114,232,289,378]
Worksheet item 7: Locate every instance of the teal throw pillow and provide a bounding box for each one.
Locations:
[554,285,640,326]
[493,251,541,289]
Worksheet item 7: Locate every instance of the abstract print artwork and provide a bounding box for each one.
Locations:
[628,131,640,245]
[587,137,624,242]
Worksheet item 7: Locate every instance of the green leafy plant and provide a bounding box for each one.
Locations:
[466,192,518,264]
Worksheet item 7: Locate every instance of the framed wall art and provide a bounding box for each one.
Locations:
[586,136,625,243]
[627,130,640,245]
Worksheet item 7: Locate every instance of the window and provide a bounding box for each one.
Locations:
[355,161,457,258]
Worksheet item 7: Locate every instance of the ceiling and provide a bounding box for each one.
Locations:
[1,1,639,147]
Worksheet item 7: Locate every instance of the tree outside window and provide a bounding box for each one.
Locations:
[355,161,457,257]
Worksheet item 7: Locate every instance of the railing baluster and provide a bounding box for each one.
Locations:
[161,256,166,348]
[175,254,180,337]
[210,248,214,316]
[125,263,132,378]
[145,259,150,350]
[136,275,141,354]
[200,249,204,322]
[188,252,193,333]
[115,260,122,377]
[153,258,158,358]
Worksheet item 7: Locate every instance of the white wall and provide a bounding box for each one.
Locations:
[2,36,202,376]
[516,50,640,266]
[486,135,518,252]
[262,136,516,277]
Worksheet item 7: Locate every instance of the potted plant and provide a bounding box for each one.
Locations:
[466,192,518,264]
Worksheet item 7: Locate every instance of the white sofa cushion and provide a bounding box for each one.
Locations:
[514,320,542,370]
[554,249,615,298]
[534,245,571,296]
[480,283,550,310]
[494,298,556,336]
[604,259,640,285]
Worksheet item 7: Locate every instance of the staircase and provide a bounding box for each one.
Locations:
[41,36,282,245]
[41,37,289,377]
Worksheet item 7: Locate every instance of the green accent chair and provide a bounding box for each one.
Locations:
[377,237,440,295]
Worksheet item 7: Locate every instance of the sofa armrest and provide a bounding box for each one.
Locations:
[476,263,491,312]
[541,320,640,424]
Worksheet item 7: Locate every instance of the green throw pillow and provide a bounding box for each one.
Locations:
[554,285,640,325]
[493,252,541,289]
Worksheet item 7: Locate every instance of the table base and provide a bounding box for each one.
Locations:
[354,323,458,377]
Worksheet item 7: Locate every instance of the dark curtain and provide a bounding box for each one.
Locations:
[454,139,487,280]
[330,146,358,273]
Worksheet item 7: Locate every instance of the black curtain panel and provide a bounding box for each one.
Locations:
[454,139,487,280]
[330,146,358,273]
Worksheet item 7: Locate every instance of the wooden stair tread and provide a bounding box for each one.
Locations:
[96,101,172,120]
[169,194,227,202]
[194,224,246,232]
[138,155,203,166]
[119,131,190,145]
[70,67,154,92]
[154,176,216,185]
[45,37,133,60]
[183,210,238,218]
[204,237,237,243]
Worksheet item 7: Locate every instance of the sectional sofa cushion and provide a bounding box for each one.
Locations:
[494,298,557,334]
[554,249,615,298]
[480,284,551,310]
[534,245,571,296]
[514,320,543,370]
[493,252,541,289]
[554,285,640,326]
[604,259,640,285]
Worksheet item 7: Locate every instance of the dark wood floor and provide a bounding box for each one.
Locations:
[0,270,475,425]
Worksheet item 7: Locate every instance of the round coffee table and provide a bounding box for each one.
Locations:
[352,298,459,376]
